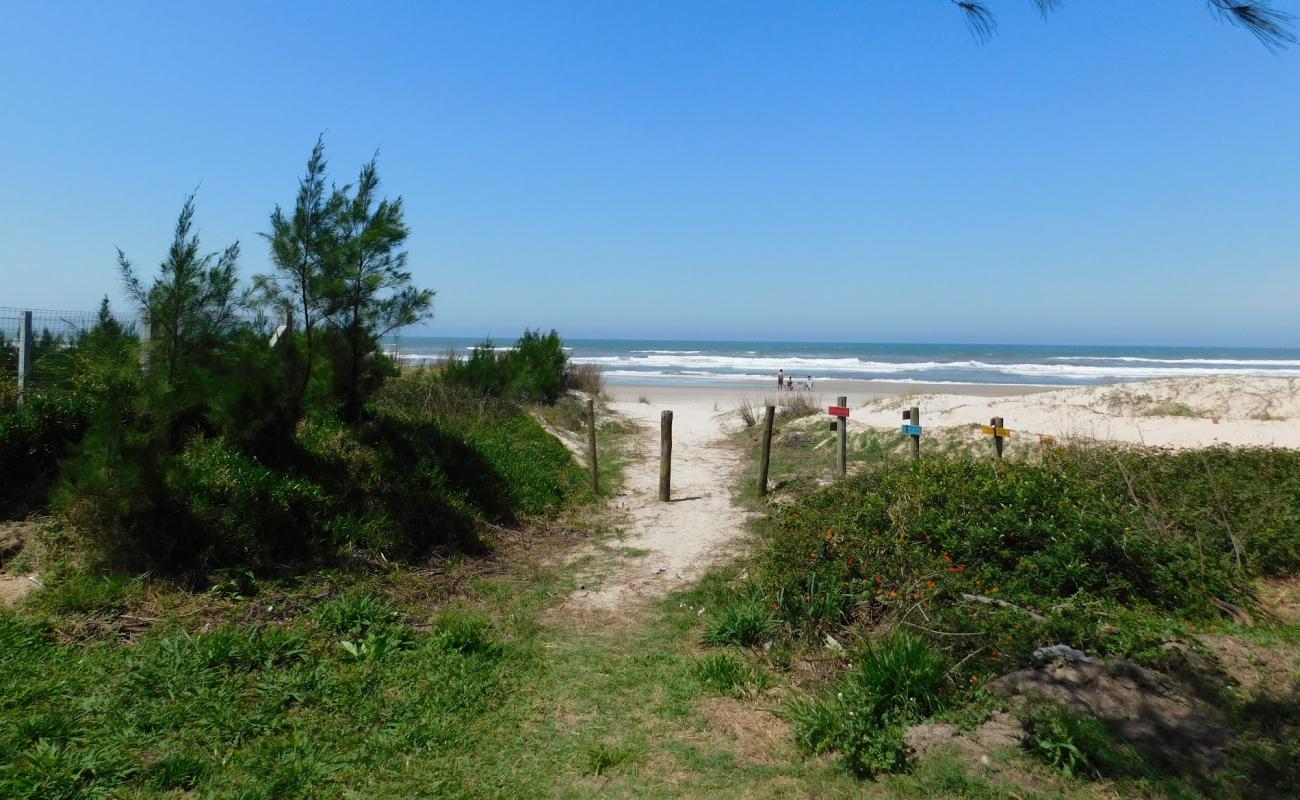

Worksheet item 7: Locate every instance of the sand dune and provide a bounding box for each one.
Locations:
[844,376,1300,449]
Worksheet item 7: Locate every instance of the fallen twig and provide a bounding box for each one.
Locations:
[960,593,1045,622]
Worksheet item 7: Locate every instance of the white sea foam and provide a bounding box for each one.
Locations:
[600,369,1056,387]
[1050,356,1300,367]
[573,353,1300,380]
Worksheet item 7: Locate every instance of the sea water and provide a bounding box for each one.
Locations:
[384,338,1300,388]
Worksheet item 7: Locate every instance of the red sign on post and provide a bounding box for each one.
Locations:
[828,406,850,418]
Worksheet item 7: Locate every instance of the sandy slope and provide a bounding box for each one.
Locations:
[566,396,751,612]
[844,376,1300,448]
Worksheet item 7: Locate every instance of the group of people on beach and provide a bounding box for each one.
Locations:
[776,369,813,391]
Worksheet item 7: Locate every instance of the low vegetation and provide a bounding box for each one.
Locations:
[701,440,1300,793]
[440,329,573,404]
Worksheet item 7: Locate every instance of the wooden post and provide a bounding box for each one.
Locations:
[587,398,600,494]
[910,405,921,460]
[757,404,775,497]
[837,395,848,477]
[991,416,1004,460]
[659,410,673,501]
[16,310,32,405]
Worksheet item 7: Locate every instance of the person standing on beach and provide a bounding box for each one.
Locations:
[777,369,784,390]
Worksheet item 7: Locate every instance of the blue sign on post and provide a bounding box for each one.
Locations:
[901,424,923,437]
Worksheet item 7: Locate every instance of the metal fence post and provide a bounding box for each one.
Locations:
[16,310,33,403]
[138,312,151,368]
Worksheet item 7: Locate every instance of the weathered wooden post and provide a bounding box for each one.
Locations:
[828,400,851,476]
[902,406,921,460]
[981,418,1010,459]
[757,404,775,497]
[587,397,599,494]
[659,410,673,501]
[16,310,33,405]
[836,395,848,476]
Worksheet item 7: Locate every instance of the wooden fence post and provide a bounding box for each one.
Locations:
[659,410,673,502]
[757,404,775,497]
[910,405,921,460]
[16,310,32,406]
[587,397,599,494]
[992,416,1004,460]
[837,395,848,476]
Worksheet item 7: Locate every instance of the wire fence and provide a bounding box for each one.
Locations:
[1,306,144,403]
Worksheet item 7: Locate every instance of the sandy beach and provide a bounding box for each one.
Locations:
[605,376,1300,450]
[604,378,1048,407]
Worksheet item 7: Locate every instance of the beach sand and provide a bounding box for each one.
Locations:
[606,376,1300,449]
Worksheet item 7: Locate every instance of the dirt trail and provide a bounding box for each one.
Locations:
[567,397,752,612]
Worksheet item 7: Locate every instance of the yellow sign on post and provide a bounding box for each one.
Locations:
[980,426,1012,437]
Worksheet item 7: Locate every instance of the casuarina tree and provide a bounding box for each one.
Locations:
[945,1,1293,50]
[119,195,242,389]
[326,155,434,421]
[256,135,342,418]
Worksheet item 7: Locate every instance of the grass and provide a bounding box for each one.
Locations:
[1018,700,1150,780]
[566,363,606,398]
[1,535,1126,800]
[736,398,758,428]
[593,416,642,498]
[4,533,1289,799]
[4,396,1298,798]
[1140,401,1203,418]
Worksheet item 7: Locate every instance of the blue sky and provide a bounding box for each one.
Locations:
[1,1,1298,346]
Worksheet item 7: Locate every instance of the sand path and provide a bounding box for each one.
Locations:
[567,397,751,611]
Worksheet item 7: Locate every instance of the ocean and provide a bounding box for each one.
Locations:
[385,338,1300,388]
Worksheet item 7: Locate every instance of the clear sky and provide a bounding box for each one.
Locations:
[2,1,1298,346]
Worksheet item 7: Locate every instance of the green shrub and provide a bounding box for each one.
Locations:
[169,435,331,565]
[441,329,571,404]
[372,374,586,518]
[737,444,1300,779]
[51,371,586,571]
[755,449,1294,640]
[0,393,94,515]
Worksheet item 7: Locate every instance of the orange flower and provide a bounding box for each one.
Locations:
[926,580,936,589]
[888,590,897,598]
[970,675,980,684]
